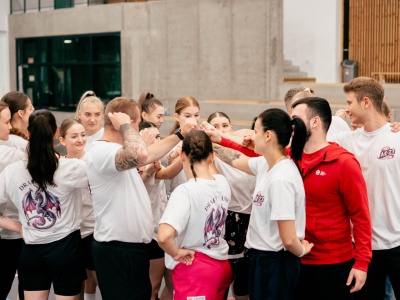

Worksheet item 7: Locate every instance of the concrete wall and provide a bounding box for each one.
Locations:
[284,0,342,83]
[0,1,10,97]
[8,0,283,102]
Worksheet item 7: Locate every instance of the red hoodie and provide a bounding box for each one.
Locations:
[294,143,372,271]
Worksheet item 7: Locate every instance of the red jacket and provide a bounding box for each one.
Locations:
[294,143,372,272]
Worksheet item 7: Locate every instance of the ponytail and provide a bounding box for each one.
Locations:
[27,110,59,191]
[290,117,307,161]
[182,130,213,180]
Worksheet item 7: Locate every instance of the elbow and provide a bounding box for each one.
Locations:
[281,237,296,249]
[135,150,149,166]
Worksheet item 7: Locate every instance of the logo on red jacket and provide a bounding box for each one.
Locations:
[315,170,326,176]
[378,146,395,160]
[253,191,265,206]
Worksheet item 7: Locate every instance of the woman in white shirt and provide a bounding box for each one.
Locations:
[0,91,34,300]
[158,130,232,300]
[208,111,255,300]
[76,91,104,151]
[0,110,87,300]
[202,108,314,300]
[59,118,98,300]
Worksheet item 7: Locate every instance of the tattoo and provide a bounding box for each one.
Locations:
[115,124,148,171]
[213,145,241,166]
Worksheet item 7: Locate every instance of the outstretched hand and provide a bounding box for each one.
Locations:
[180,119,198,137]
[200,121,222,143]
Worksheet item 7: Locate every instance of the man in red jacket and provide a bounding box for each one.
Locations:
[291,97,372,300]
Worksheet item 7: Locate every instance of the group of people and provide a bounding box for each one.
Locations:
[0,76,399,300]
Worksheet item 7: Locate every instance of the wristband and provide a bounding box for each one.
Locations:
[174,129,184,141]
[298,244,306,258]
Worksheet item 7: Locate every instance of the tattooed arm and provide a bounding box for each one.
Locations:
[0,212,23,237]
[115,123,149,171]
[213,144,254,175]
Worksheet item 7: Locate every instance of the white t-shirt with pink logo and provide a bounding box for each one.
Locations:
[333,122,400,250]
[0,158,87,244]
[160,174,231,270]
[245,156,305,252]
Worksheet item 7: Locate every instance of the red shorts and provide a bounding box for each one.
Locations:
[172,252,232,300]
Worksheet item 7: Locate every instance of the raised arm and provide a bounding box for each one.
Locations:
[213,144,253,175]
[155,159,183,180]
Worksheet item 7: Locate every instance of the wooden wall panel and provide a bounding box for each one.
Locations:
[349,0,400,81]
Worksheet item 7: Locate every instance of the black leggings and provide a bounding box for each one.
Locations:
[0,238,24,300]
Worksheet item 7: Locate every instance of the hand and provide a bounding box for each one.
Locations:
[173,248,195,266]
[137,165,146,175]
[390,122,400,132]
[180,119,198,136]
[242,134,255,150]
[168,145,182,165]
[153,160,162,171]
[346,268,367,293]
[108,112,131,131]
[300,239,314,256]
[200,121,222,143]
[145,161,161,176]
[335,109,348,120]
[140,128,156,146]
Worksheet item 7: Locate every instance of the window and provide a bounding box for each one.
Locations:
[17,33,121,110]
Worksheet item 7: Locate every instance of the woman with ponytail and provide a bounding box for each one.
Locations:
[0,110,88,300]
[158,130,232,300]
[202,108,314,300]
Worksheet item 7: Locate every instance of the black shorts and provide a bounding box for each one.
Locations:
[148,239,164,260]
[224,211,250,255]
[81,233,95,270]
[19,230,87,296]
[92,239,151,300]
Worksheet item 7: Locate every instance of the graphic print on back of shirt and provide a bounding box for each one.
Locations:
[203,197,228,249]
[22,188,61,229]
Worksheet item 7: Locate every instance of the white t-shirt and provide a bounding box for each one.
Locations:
[79,153,95,238]
[245,157,305,252]
[214,157,255,214]
[160,174,231,270]
[87,141,153,243]
[168,142,187,193]
[85,128,104,151]
[333,123,400,250]
[143,171,168,241]
[0,145,25,238]
[0,137,28,239]
[0,158,87,244]
[0,134,28,152]
[327,116,351,142]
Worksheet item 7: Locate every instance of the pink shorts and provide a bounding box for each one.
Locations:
[172,252,232,300]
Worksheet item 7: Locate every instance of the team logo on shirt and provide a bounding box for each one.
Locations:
[253,191,265,206]
[315,170,326,176]
[203,203,227,249]
[22,188,61,229]
[378,146,395,160]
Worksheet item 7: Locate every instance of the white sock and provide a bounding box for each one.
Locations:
[84,293,96,300]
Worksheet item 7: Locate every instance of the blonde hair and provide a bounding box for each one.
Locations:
[292,88,316,103]
[75,91,105,120]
